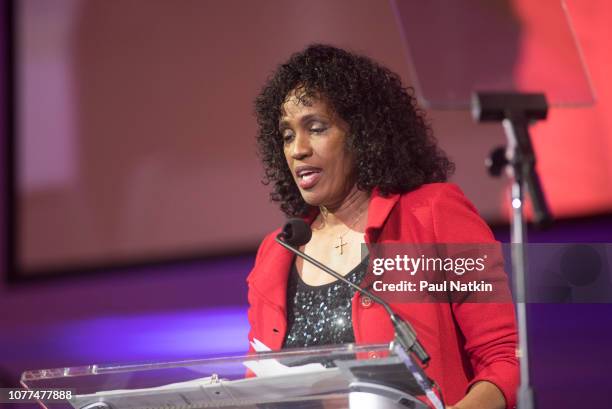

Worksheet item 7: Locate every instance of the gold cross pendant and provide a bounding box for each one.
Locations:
[335,236,348,255]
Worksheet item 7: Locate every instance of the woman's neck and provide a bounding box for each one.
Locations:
[318,186,370,230]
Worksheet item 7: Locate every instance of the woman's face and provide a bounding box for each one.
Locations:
[280,91,354,209]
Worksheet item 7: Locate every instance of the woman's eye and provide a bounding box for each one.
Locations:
[282,131,294,142]
[310,126,327,134]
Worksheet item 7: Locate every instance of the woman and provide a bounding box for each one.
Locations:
[247,44,518,409]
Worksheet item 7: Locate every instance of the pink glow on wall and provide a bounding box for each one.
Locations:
[504,0,612,220]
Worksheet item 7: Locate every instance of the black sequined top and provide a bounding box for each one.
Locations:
[283,257,367,348]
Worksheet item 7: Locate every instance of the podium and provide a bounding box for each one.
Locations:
[20,343,437,409]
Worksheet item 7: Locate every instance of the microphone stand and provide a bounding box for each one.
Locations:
[472,92,553,409]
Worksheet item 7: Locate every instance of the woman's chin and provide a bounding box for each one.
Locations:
[299,191,325,207]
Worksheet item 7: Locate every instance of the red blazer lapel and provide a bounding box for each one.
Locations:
[365,188,400,243]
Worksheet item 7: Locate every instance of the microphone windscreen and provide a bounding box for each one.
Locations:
[281,218,312,247]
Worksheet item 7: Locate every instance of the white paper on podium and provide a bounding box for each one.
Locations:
[249,338,271,352]
[244,338,326,377]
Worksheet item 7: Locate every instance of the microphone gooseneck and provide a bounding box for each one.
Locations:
[275,218,430,366]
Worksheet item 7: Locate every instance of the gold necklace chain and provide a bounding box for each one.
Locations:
[319,203,367,255]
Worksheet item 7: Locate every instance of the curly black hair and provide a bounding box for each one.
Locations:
[254,44,454,217]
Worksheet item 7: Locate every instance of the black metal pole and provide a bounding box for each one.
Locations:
[472,92,552,409]
[503,116,535,409]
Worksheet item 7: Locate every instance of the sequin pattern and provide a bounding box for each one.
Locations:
[284,258,367,348]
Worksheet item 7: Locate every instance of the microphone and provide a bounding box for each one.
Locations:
[279,218,312,247]
[275,218,430,366]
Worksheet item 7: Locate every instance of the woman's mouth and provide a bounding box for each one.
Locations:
[295,166,322,189]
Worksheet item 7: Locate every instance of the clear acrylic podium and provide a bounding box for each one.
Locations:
[21,343,435,409]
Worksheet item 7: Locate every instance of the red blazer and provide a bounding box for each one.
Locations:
[246,183,518,408]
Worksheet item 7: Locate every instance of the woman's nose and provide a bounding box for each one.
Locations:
[291,132,312,159]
